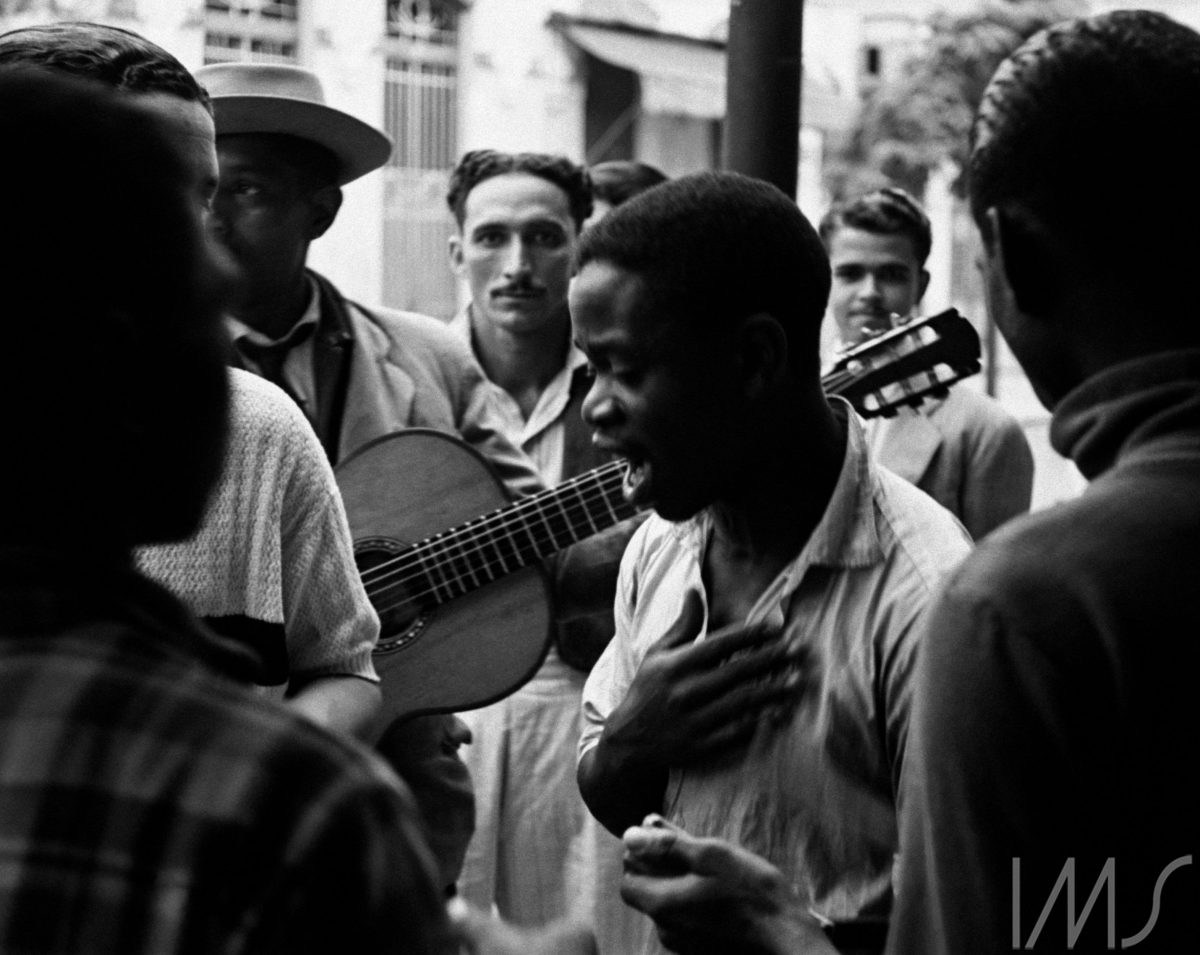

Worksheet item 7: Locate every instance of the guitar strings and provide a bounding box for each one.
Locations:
[360,463,630,601]
[362,319,964,617]
[363,373,858,610]
[360,470,629,598]
[358,348,882,596]
[357,459,627,588]
[365,472,632,616]
[358,362,866,595]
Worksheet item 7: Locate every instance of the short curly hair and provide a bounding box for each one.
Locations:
[818,187,932,267]
[578,171,830,376]
[0,21,210,110]
[589,160,668,208]
[446,149,592,230]
[970,10,1200,271]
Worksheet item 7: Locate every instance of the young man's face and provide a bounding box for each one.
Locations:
[827,227,929,345]
[570,260,739,522]
[210,134,333,315]
[450,172,577,337]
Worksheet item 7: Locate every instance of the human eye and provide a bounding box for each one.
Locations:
[584,353,631,386]
[229,178,263,199]
[530,226,566,248]
[472,228,506,248]
[833,265,863,282]
[609,359,646,388]
[880,265,911,283]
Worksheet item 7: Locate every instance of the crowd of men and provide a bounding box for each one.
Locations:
[0,8,1196,954]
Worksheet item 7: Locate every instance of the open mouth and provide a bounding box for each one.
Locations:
[850,311,897,339]
[622,455,653,507]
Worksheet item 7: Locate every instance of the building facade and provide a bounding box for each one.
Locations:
[7,0,1195,508]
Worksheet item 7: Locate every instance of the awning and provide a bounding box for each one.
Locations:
[550,15,853,132]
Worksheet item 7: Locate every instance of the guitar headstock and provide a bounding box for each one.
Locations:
[825,308,982,419]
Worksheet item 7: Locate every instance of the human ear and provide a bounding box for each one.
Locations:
[916,268,931,305]
[308,185,344,240]
[986,206,1060,318]
[448,233,465,274]
[736,312,789,398]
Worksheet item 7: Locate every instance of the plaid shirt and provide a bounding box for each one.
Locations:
[0,551,450,954]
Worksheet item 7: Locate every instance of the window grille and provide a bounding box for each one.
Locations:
[203,0,300,64]
[381,1,460,318]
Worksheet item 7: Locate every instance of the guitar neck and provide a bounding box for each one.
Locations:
[366,310,980,609]
[372,360,860,610]
[397,459,635,607]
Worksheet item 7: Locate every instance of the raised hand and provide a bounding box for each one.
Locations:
[620,816,836,955]
[578,591,807,835]
[602,590,805,771]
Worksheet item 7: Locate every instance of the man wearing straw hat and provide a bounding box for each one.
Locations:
[195,63,541,496]
[194,62,547,895]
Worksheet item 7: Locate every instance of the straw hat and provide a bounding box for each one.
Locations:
[194,63,392,185]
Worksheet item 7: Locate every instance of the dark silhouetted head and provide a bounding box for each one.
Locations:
[0,20,209,108]
[0,68,229,549]
[577,171,830,376]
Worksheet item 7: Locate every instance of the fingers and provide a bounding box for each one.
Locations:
[624,820,728,878]
[621,867,710,916]
[684,636,805,703]
[623,821,682,875]
[668,640,807,759]
[623,640,805,766]
[697,664,804,732]
[680,617,779,667]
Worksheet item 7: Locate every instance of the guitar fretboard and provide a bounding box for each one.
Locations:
[361,459,635,609]
[358,308,980,617]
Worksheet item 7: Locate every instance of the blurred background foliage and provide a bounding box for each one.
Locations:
[827,0,1087,200]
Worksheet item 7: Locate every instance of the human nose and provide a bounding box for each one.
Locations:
[582,374,621,430]
[502,236,532,278]
[855,272,881,300]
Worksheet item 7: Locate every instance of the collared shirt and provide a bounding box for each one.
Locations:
[449,306,589,485]
[581,404,971,934]
[227,276,321,414]
[864,386,1033,541]
[0,551,448,954]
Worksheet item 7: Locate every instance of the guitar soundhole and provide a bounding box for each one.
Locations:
[355,538,434,656]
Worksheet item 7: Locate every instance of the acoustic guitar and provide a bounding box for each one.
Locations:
[336,308,982,732]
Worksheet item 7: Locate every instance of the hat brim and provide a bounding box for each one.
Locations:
[212,96,392,186]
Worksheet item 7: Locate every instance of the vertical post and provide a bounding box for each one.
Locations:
[723,0,805,199]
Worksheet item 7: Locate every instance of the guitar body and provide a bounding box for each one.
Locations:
[336,429,551,732]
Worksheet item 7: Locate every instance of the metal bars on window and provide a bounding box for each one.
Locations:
[380,3,459,318]
[203,0,299,64]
